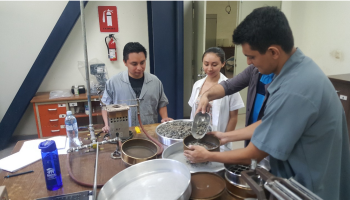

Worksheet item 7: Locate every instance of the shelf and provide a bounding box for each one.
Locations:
[74,112,102,118]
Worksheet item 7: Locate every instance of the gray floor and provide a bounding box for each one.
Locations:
[0,135,38,160]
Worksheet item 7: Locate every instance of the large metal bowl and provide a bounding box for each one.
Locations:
[156,119,193,145]
[162,141,230,174]
[98,159,192,200]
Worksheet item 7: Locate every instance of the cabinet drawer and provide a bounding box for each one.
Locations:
[41,126,66,137]
[330,80,350,113]
[38,103,66,117]
[38,103,67,137]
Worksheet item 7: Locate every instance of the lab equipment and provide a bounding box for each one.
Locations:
[74,85,79,96]
[191,112,211,139]
[38,140,63,191]
[35,191,92,200]
[65,111,80,148]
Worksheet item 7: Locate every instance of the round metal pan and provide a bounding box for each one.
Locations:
[156,119,193,146]
[121,138,158,165]
[162,142,230,174]
[98,159,192,200]
[190,172,226,200]
[183,134,220,152]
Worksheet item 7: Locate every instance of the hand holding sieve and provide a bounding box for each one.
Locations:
[191,112,211,139]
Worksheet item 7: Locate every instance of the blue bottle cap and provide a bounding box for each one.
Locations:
[38,140,57,152]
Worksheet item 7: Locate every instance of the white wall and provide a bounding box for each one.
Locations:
[0,1,149,136]
[206,1,238,46]
[282,1,350,75]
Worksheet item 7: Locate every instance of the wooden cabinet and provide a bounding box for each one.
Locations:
[31,92,103,138]
[328,74,350,139]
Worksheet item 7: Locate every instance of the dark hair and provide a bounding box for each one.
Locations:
[232,6,294,54]
[202,47,225,63]
[123,42,147,62]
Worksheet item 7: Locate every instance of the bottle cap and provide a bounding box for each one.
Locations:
[38,140,57,152]
[67,111,72,115]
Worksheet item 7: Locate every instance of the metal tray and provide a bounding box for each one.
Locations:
[156,119,193,146]
[98,159,192,200]
[162,142,230,174]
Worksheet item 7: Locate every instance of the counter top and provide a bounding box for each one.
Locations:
[0,123,238,200]
[31,92,101,103]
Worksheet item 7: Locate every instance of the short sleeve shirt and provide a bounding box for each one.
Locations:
[251,48,350,199]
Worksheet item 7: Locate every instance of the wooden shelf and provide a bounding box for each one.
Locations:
[31,92,100,103]
[74,112,102,118]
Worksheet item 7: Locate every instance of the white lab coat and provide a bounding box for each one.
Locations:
[188,73,245,132]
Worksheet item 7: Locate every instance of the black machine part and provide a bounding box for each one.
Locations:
[71,85,86,94]
[35,190,92,200]
[241,168,323,200]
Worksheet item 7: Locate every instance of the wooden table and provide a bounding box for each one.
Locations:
[0,124,238,200]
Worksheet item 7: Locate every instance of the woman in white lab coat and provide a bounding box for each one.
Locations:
[188,47,244,132]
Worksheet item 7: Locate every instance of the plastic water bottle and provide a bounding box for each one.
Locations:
[65,111,80,148]
[38,140,63,191]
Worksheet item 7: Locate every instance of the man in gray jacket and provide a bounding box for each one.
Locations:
[101,42,173,132]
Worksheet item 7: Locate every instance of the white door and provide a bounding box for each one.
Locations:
[183,1,207,118]
[193,1,207,81]
[205,14,217,50]
[235,1,281,114]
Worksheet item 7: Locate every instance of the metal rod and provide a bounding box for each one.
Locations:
[93,142,99,200]
[79,1,96,142]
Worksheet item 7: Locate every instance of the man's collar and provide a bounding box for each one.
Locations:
[122,70,152,84]
[267,48,305,94]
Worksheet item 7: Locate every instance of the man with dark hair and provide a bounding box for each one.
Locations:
[185,7,350,199]
[101,42,173,131]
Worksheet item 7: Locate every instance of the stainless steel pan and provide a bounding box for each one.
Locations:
[98,159,192,200]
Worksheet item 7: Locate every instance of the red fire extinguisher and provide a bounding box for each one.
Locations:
[105,34,117,61]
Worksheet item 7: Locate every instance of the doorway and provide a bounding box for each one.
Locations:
[183,1,281,118]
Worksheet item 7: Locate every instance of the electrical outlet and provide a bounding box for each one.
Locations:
[340,95,347,100]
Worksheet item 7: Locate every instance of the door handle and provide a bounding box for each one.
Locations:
[48,108,57,111]
[51,130,60,132]
[50,119,59,122]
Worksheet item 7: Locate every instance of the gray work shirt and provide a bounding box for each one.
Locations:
[101,70,169,127]
[251,48,350,199]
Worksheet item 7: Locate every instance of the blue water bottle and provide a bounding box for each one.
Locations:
[38,140,63,191]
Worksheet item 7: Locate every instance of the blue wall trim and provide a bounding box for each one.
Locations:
[148,1,184,120]
[147,1,155,74]
[0,1,88,149]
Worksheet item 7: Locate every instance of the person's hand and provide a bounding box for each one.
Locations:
[184,145,211,163]
[102,125,110,133]
[161,117,174,123]
[195,95,212,114]
[208,131,229,145]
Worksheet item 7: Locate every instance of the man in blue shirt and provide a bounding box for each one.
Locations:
[184,7,350,199]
